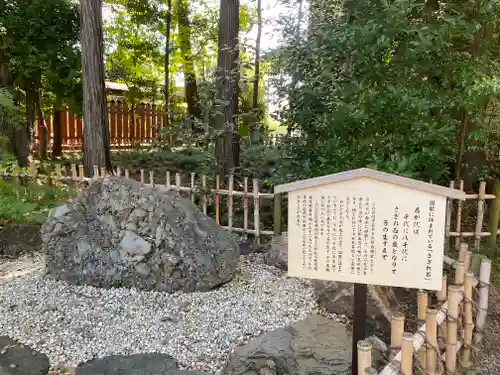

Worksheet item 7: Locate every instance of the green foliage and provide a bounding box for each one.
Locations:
[274,0,500,185]
[0,179,74,224]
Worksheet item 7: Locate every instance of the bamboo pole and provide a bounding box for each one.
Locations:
[437,276,447,302]
[55,164,62,185]
[274,191,282,236]
[461,272,474,368]
[417,290,428,321]
[474,259,492,346]
[445,285,461,373]
[71,164,77,181]
[215,175,220,225]
[458,243,468,263]
[117,166,122,177]
[426,308,438,375]
[150,171,155,187]
[243,177,249,236]
[391,312,405,357]
[93,165,99,179]
[100,166,106,178]
[228,173,234,232]
[401,332,413,375]
[487,180,500,249]
[474,181,486,249]
[357,340,372,375]
[175,173,181,193]
[201,175,207,215]
[166,171,171,190]
[190,173,195,202]
[140,169,145,184]
[253,179,260,246]
[454,261,465,285]
[78,164,84,183]
[455,180,464,249]
[464,251,471,273]
[446,182,454,250]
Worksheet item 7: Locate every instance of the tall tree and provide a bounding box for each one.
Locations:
[80,0,113,175]
[164,0,172,128]
[250,0,262,143]
[175,0,201,128]
[215,0,240,174]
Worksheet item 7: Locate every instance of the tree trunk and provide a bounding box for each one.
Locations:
[80,0,113,176]
[215,0,240,175]
[52,101,63,157]
[33,86,49,160]
[287,0,303,135]
[0,56,30,167]
[250,0,262,143]
[164,0,172,130]
[175,0,201,129]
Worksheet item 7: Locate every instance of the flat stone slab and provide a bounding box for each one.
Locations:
[0,336,49,375]
[75,353,213,375]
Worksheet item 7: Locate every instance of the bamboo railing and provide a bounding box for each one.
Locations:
[356,243,492,375]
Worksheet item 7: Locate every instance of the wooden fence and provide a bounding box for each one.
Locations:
[35,102,167,150]
[357,243,492,375]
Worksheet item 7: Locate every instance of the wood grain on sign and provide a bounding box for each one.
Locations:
[287,177,447,290]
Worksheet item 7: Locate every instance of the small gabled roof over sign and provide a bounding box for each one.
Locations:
[274,168,466,200]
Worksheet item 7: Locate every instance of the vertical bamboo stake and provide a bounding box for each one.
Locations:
[228,173,234,232]
[253,179,260,246]
[474,259,492,345]
[71,164,77,181]
[454,261,465,285]
[487,180,500,248]
[150,171,155,187]
[166,171,171,190]
[446,182,453,250]
[475,181,486,249]
[455,180,464,249]
[437,276,447,302]
[140,169,145,184]
[55,164,62,184]
[464,251,472,273]
[357,340,372,375]
[215,175,220,225]
[190,173,195,202]
[78,165,84,183]
[390,312,405,357]
[117,166,122,177]
[459,243,468,263]
[125,169,130,179]
[243,177,249,236]
[175,172,181,193]
[100,166,106,178]
[446,285,461,373]
[425,308,438,375]
[401,332,413,375]
[93,165,99,179]
[274,191,282,236]
[201,175,207,215]
[417,290,428,321]
[461,272,474,368]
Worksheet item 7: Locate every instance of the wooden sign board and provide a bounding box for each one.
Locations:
[275,168,466,291]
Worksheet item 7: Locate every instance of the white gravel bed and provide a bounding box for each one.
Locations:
[0,254,317,374]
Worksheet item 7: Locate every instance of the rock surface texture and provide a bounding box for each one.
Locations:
[75,353,212,375]
[41,176,240,292]
[0,336,50,375]
[264,234,287,270]
[223,315,351,375]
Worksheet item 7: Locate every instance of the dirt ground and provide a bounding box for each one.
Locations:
[0,224,43,259]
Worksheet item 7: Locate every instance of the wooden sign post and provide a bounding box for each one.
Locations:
[274,168,465,375]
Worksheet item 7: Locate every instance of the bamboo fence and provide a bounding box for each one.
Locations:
[356,243,492,375]
[2,166,500,247]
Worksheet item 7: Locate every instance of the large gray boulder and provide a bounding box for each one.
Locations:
[223,315,351,375]
[0,336,50,375]
[41,176,239,293]
[264,234,287,270]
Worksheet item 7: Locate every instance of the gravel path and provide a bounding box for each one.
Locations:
[0,254,317,374]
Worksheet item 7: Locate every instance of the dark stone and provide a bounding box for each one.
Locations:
[41,176,240,293]
[264,234,287,270]
[0,336,50,375]
[223,315,351,375]
[314,281,398,342]
[76,353,212,375]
